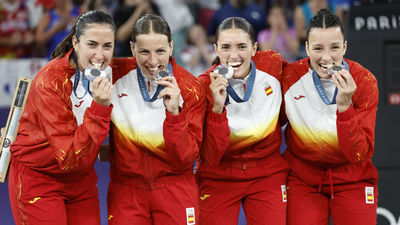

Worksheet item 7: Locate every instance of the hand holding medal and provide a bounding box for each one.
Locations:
[88,65,113,107]
[209,65,231,113]
[155,69,180,115]
[330,64,357,112]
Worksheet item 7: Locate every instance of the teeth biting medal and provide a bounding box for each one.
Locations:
[328,64,347,75]
[84,66,112,81]
[154,69,172,81]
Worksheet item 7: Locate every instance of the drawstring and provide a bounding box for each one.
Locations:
[318,169,334,199]
[328,169,334,199]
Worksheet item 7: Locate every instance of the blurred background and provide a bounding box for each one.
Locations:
[0,0,399,224]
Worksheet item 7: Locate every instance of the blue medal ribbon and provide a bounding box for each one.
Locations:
[225,60,256,104]
[312,60,349,105]
[137,63,173,102]
[72,52,92,99]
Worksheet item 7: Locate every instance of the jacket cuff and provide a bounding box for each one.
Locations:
[337,105,355,121]
[89,101,113,118]
[165,108,185,123]
[208,108,227,122]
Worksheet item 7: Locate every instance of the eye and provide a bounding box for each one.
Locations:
[139,50,149,55]
[157,49,166,54]
[313,47,322,51]
[239,45,247,49]
[220,45,229,50]
[103,44,113,50]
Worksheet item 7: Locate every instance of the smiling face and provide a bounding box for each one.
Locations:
[72,23,115,71]
[131,32,173,80]
[214,28,257,79]
[306,27,347,78]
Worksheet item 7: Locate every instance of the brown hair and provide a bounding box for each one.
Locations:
[131,14,171,44]
[213,17,255,65]
[51,10,116,59]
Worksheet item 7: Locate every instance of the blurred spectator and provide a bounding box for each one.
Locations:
[80,0,117,15]
[181,24,215,76]
[35,0,79,59]
[0,0,35,58]
[293,0,343,58]
[197,0,220,30]
[152,0,194,65]
[258,5,299,62]
[113,0,158,57]
[26,0,44,30]
[294,0,341,43]
[207,0,266,41]
[35,0,54,10]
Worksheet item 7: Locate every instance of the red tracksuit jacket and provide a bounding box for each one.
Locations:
[197,50,288,180]
[11,49,112,179]
[282,57,379,186]
[109,57,206,190]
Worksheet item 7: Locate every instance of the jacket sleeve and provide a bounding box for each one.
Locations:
[336,69,378,163]
[162,78,206,170]
[197,72,230,166]
[32,79,112,172]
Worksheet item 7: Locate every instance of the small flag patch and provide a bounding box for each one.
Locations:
[186,207,195,225]
[281,185,287,202]
[365,186,374,204]
[264,82,273,96]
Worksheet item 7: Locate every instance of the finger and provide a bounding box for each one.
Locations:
[155,79,174,88]
[93,77,109,90]
[338,70,356,87]
[167,76,178,86]
[332,74,343,91]
[333,72,347,89]
[210,72,220,80]
[97,78,111,92]
[212,82,228,92]
[158,88,180,99]
[92,76,101,89]
[210,76,228,87]
[157,75,177,85]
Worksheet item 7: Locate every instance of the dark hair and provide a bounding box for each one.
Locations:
[213,17,255,65]
[51,10,116,59]
[306,8,344,42]
[131,14,171,44]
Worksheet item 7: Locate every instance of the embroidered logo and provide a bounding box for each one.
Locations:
[29,197,41,204]
[281,185,287,202]
[74,100,84,107]
[365,186,374,204]
[108,215,114,220]
[186,207,195,225]
[294,95,305,100]
[200,194,210,200]
[264,82,273,96]
[118,93,128,98]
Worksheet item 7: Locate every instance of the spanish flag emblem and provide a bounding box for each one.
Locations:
[365,186,374,204]
[264,82,273,96]
[186,207,195,224]
[281,185,287,202]
[188,215,195,223]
